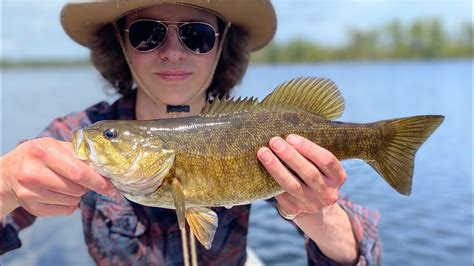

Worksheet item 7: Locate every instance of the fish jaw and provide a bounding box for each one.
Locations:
[72,125,177,197]
[73,129,89,160]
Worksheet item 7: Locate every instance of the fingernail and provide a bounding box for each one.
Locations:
[287,134,300,145]
[271,139,284,151]
[259,149,272,163]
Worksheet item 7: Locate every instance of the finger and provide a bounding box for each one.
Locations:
[267,137,339,209]
[46,173,88,197]
[57,140,74,151]
[25,202,78,217]
[269,137,326,191]
[59,141,117,194]
[257,147,311,200]
[39,189,82,206]
[275,193,304,216]
[19,186,82,207]
[286,134,347,187]
[21,165,88,197]
[27,141,114,196]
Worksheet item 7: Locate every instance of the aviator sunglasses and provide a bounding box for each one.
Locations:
[124,19,220,54]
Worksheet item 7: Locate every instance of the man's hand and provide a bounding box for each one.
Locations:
[257,134,358,263]
[1,137,117,216]
[257,134,346,218]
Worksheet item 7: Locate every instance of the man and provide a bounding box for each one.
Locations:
[1,1,380,264]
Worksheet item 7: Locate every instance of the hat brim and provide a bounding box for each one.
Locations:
[60,0,276,52]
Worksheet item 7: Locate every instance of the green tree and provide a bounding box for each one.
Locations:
[345,29,380,59]
[385,20,407,58]
[427,19,446,57]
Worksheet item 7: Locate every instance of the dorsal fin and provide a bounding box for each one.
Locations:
[261,77,345,120]
[201,96,259,116]
[200,77,344,120]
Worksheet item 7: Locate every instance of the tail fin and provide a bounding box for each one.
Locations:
[368,115,444,195]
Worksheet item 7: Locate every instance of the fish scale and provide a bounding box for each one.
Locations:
[73,77,444,249]
[141,111,382,208]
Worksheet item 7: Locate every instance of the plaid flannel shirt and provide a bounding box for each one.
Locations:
[1,91,381,265]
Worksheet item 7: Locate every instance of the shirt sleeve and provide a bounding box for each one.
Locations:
[0,208,36,255]
[267,197,381,266]
[36,111,91,141]
[0,111,92,254]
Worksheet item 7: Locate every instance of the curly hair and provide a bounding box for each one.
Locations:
[89,18,250,99]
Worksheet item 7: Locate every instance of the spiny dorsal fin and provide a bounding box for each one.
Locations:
[261,77,345,120]
[201,96,259,116]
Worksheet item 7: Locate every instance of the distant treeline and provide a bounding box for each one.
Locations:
[251,19,473,63]
[2,18,472,68]
[1,59,89,68]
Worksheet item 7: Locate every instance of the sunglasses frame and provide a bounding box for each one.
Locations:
[124,19,220,55]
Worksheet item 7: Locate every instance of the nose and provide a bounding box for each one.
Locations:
[158,25,187,62]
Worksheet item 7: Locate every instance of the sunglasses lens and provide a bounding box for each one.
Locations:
[128,21,167,51]
[179,23,216,54]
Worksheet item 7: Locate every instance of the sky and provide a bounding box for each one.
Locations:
[1,0,472,60]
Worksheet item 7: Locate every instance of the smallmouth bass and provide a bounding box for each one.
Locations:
[73,77,444,249]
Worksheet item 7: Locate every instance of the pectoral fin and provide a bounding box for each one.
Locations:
[171,179,186,229]
[185,207,218,249]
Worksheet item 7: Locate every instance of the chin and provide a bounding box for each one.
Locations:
[159,94,196,106]
[142,82,205,106]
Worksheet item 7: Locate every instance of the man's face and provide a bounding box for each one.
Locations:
[125,4,219,106]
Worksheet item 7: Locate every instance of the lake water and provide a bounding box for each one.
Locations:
[1,59,472,265]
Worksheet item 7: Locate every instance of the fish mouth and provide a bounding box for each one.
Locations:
[72,128,176,196]
[73,129,90,160]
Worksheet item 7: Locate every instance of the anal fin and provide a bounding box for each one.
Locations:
[185,207,218,249]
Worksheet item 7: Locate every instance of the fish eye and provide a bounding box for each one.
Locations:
[103,128,118,140]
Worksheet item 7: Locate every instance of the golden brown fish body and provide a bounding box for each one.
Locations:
[73,77,444,249]
[132,111,384,209]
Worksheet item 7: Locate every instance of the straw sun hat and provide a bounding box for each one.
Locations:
[60,0,277,51]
